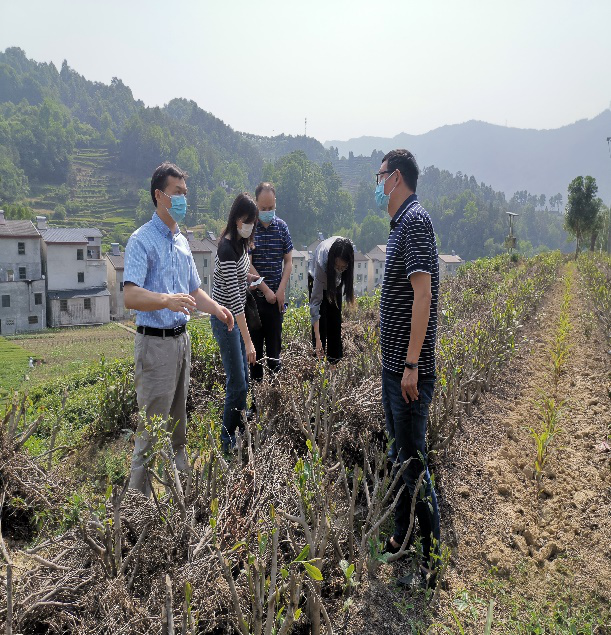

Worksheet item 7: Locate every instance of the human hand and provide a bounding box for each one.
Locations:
[165,293,197,315]
[265,288,277,304]
[401,367,419,403]
[215,304,234,331]
[245,341,256,364]
[315,338,324,359]
[276,288,286,312]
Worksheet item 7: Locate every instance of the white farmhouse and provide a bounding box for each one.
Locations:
[105,243,130,320]
[37,217,110,327]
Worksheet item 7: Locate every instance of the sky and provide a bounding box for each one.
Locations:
[1,0,610,143]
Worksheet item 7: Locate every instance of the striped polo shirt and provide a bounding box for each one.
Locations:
[212,237,250,317]
[250,217,293,292]
[380,194,439,376]
[124,212,201,328]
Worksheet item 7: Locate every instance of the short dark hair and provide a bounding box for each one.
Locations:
[382,149,419,192]
[221,193,259,252]
[150,162,188,207]
[255,182,276,200]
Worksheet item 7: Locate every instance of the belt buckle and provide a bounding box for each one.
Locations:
[173,325,182,337]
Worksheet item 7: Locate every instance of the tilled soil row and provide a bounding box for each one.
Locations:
[437,264,610,627]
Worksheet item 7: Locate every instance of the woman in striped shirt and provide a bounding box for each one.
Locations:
[211,193,258,452]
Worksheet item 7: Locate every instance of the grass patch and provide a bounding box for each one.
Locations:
[7,323,134,389]
[0,336,33,400]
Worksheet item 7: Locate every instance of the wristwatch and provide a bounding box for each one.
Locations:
[404,361,418,370]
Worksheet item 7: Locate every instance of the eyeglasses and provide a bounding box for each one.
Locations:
[375,170,392,185]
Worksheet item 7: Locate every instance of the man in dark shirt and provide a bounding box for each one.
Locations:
[377,149,441,587]
[249,182,293,381]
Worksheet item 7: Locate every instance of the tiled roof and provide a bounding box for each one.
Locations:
[41,228,102,244]
[438,254,463,263]
[354,251,370,261]
[0,220,40,238]
[106,253,125,269]
[47,287,111,300]
[188,238,216,253]
[291,250,309,259]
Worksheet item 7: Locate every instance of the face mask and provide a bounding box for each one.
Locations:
[160,191,187,223]
[374,171,398,212]
[259,209,276,224]
[238,223,254,238]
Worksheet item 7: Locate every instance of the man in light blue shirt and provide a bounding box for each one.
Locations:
[124,162,233,494]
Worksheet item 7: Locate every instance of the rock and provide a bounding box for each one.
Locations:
[512,519,526,534]
[537,542,560,562]
[588,398,599,407]
[497,483,512,497]
[523,465,535,480]
[573,490,595,508]
[523,528,537,547]
[487,550,503,566]
[457,486,470,498]
[512,534,530,557]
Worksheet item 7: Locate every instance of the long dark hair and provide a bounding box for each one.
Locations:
[221,193,258,252]
[326,237,354,307]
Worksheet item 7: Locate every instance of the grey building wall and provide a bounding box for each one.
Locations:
[0,278,46,335]
[47,294,110,328]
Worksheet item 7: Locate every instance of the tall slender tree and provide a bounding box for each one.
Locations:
[564,176,600,259]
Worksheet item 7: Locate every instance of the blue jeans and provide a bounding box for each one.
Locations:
[211,315,249,451]
[382,369,440,562]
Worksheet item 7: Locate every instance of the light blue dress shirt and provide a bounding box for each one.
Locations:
[124,212,201,328]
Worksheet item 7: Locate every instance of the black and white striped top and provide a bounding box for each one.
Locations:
[212,237,250,317]
[380,195,439,376]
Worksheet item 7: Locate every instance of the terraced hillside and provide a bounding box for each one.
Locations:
[27,146,141,247]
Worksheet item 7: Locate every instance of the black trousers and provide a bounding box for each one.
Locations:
[250,292,283,382]
[308,274,343,363]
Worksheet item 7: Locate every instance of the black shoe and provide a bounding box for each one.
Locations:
[397,564,438,590]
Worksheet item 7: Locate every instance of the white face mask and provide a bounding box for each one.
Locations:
[238,223,254,238]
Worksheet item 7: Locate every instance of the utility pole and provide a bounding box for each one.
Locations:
[505,212,519,255]
[607,137,611,253]
[305,118,307,137]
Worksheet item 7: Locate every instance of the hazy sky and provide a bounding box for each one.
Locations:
[1,0,610,143]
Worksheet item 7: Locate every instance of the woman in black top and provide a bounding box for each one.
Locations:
[211,193,258,452]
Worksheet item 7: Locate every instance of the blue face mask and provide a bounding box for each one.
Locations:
[160,191,187,223]
[259,209,276,224]
[374,171,397,212]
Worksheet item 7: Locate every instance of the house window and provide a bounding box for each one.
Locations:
[60,299,68,311]
[78,272,84,283]
[204,258,208,268]
[35,293,42,305]
[28,315,38,325]
[203,276,208,285]
[357,274,362,282]
[87,236,95,243]
[1,295,9,308]
[77,249,84,260]
[358,263,361,269]
[364,275,368,281]
[119,282,124,291]
[18,242,25,255]
[299,273,304,280]
[19,267,26,280]
[84,298,92,310]
[7,270,14,282]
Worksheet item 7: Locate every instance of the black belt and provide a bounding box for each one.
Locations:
[136,325,186,337]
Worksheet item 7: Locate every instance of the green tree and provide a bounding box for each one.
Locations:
[209,186,228,220]
[358,214,389,254]
[53,204,66,220]
[564,176,600,258]
[354,180,377,222]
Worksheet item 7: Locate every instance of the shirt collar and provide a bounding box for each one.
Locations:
[390,194,418,229]
[257,217,277,230]
[151,211,179,238]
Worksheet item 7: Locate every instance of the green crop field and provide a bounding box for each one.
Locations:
[0,336,34,401]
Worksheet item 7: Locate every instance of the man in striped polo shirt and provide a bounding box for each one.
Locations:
[124,162,233,495]
[249,182,293,382]
[377,149,441,587]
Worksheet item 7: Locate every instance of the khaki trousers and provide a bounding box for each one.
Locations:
[128,331,191,494]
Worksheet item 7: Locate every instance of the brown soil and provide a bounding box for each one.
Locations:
[334,264,610,633]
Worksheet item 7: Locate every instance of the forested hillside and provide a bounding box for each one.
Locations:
[0,47,574,257]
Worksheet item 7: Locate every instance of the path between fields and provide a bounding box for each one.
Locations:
[438,263,610,623]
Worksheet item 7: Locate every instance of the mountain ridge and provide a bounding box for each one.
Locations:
[325,110,611,201]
